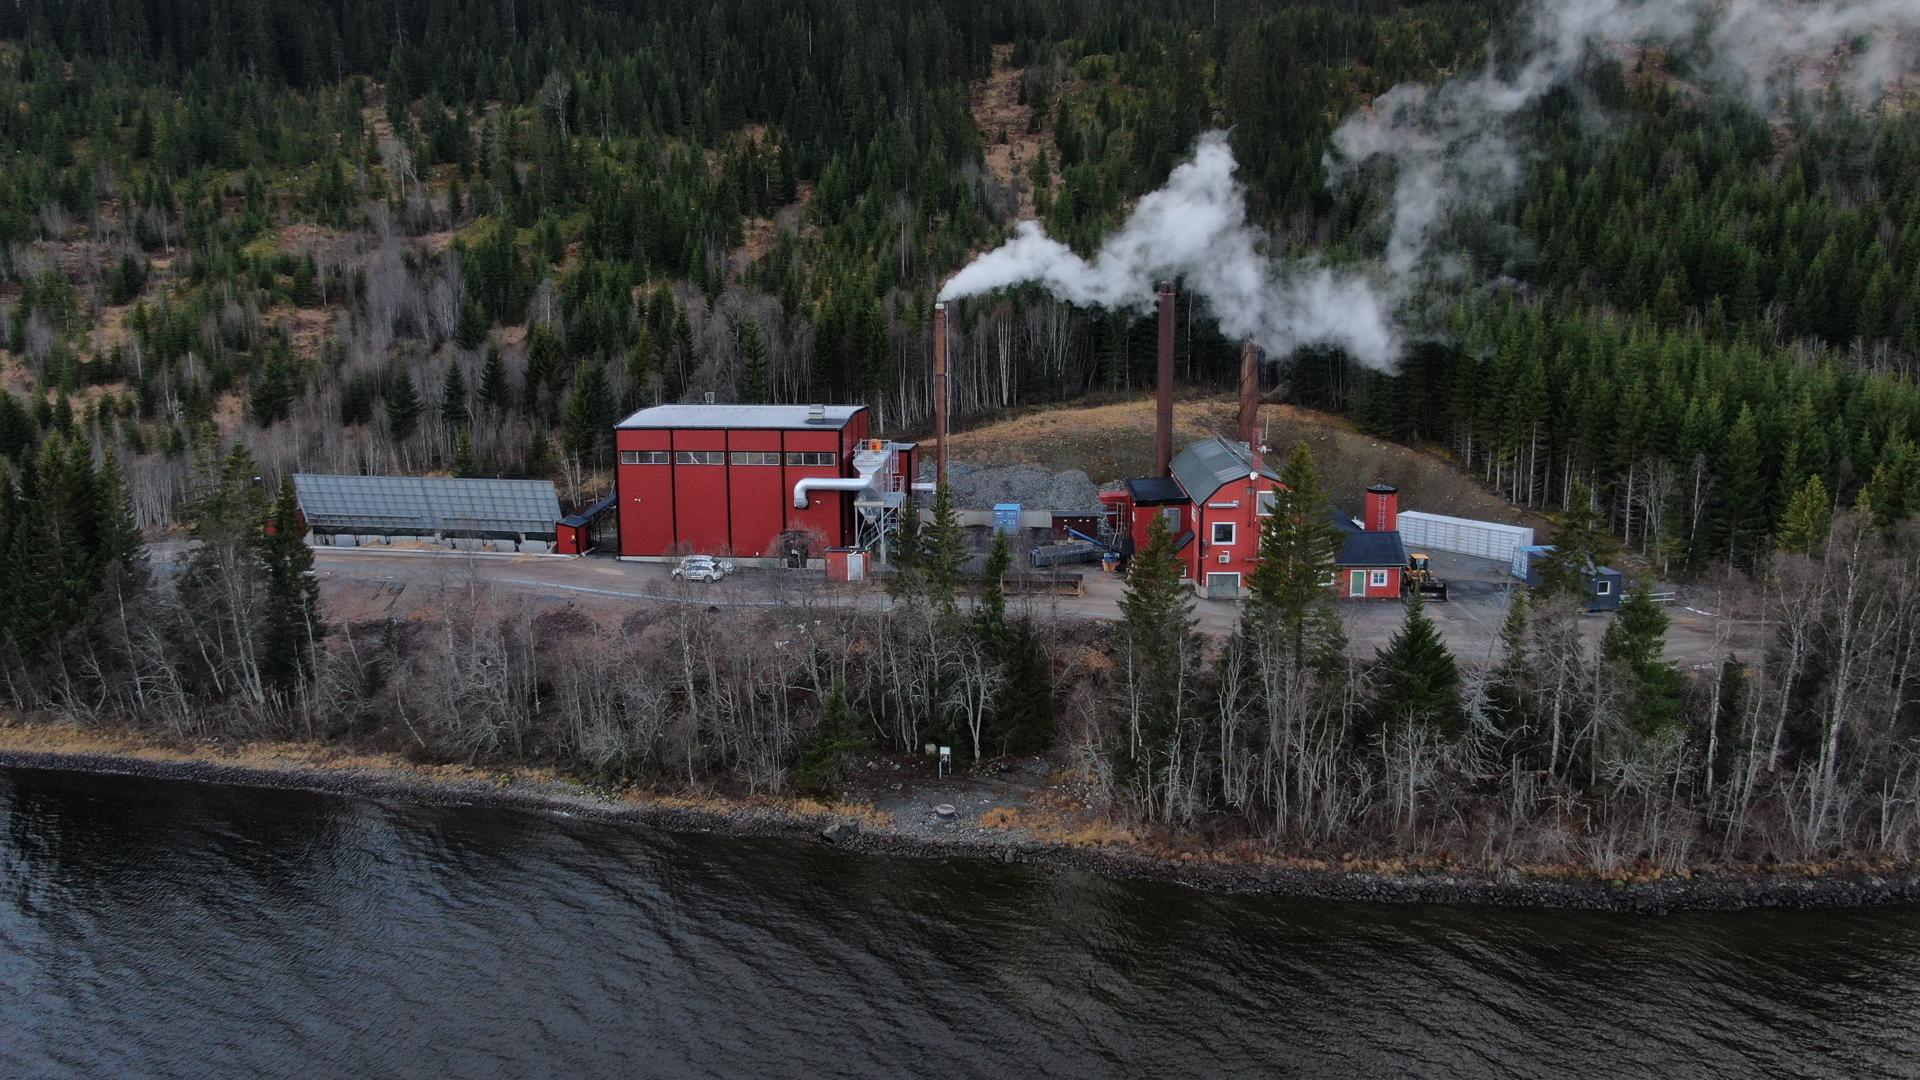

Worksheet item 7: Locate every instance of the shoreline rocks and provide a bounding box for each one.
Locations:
[4,748,1916,915]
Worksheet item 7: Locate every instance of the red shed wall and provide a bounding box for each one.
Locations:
[728,430,786,557]
[672,429,729,554]
[784,429,847,545]
[616,429,674,556]
[1368,567,1402,598]
[1337,566,1403,599]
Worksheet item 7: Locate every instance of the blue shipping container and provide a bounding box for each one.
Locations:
[993,503,1022,535]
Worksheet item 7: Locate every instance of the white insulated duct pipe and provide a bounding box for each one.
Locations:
[793,476,874,509]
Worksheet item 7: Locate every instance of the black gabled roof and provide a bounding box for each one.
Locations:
[1330,509,1407,567]
[1125,476,1190,506]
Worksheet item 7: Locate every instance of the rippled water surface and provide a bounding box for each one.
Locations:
[3,767,1917,1078]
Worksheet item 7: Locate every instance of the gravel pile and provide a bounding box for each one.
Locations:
[942,462,1101,513]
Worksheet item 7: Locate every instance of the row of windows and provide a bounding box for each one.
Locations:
[620,450,842,467]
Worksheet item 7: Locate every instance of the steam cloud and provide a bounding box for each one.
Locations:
[938,132,1401,368]
[941,0,1919,370]
[1326,0,1920,296]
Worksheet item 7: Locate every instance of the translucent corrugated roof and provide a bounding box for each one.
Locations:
[616,404,864,430]
[1170,437,1277,502]
[293,475,561,535]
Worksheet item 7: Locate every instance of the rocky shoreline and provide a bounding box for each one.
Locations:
[4,747,1917,915]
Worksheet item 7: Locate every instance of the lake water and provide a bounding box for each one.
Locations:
[3,766,1916,1078]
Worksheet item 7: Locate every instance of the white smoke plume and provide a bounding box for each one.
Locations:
[939,132,1403,369]
[943,0,1918,370]
[1328,0,1920,303]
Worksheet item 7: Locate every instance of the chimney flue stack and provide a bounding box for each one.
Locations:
[933,301,949,489]
[1156,280,1176,478]
[1237,340,1261,450]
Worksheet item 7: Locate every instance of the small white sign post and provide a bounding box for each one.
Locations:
[938,746,952,779]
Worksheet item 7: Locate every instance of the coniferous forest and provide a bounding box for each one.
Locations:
[3,1,1920,873]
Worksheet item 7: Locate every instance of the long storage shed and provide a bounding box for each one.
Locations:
[1395,511,1535,565]
[293,474,562,542]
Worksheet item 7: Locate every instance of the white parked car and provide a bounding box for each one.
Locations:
[672,555,735,583]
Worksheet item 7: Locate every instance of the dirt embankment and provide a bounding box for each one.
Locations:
[3,719,1914,915]
[946,395,1545,527]
[970,43,1053,219]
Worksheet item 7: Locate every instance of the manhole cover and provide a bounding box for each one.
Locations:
[933,804,957,822]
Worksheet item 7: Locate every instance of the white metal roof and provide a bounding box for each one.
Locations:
[1396,510,1533,535]
[1396,511,1535,563]
[616,404,865,430]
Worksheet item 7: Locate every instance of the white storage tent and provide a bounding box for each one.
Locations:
[1396,511,1534,564]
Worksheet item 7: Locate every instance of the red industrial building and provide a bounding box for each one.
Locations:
[613,403,920,559]
[1100,440,1408,600]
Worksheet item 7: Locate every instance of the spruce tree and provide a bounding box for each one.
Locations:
[793,680,861,795]
[1601,582,1684,735]
[1777,474,1832,555]
[885,492,925,602]
[1490,588,1534,754]
[1368,594,1463,737]
[478,342,511,415]
[922,482,967,609]
[452,427,478,477]
[975,530,1011,647]
[95,447,147,596]
[386,368,423,442]
[562,362,613,467]
[439,362,470,429]
[1715,405,1768,565]
[454,291,489,349]
[1246,441,1346,663]
[738,318,768,404]
[523,427,554,479]
[1111,510,1201,813]
[261,477,322,695]
[999,618,1055,756]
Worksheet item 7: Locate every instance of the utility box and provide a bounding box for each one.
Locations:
[825,548,865,582]
[993,503,1022,536]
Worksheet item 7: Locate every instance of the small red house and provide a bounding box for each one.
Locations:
[1331,484,1407,599]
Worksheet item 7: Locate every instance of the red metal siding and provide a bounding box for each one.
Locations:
[616,430,674,556]
[673,429,730,554]
[784,429,846,546]
[728,430,786,557]
[1186,475,1281,587]
[1366,567,1402,598]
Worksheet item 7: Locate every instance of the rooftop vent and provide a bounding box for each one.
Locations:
[704,391,716,405]
[807,403,828,424]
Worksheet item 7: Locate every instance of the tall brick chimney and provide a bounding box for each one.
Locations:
[1365,484,1399,532]
[933,301,949,488]
[1237,340,1261,449]
[1155,280,1175,478]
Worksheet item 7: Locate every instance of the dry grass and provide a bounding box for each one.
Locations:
[979,806,1022,829]
[948,393,1543,526]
